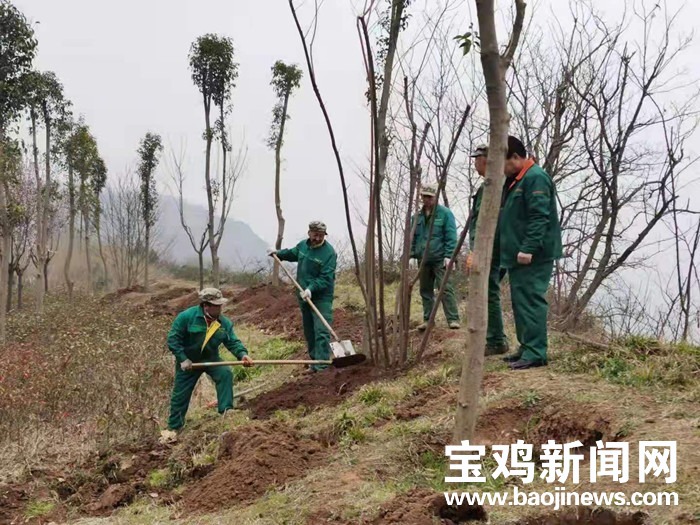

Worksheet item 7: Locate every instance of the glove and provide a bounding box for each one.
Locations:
[444,257,452,269]
[267,249,277,257]
[300,288,312,300]
[180,359,193,371]
[408,259,418,270]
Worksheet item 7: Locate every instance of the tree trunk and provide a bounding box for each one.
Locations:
[198,250,205,290]
[17,270,24,310]
[144,225,150,291]
[65,166,75,301]
[6,267,13,313]
[43,259,49,293]
[453,0,525,443]
[0,176,10,344]
[84,212,92,293]
[272,93,290,287]
[31,110,46,315]
[96,221,108,290]
[203,96,219,287]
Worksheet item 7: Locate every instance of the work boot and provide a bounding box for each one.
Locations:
[485,343,509,356]
[502,353,521,363]
[509,359,546,371]
[448,321,461,329]
[417,322,428,331]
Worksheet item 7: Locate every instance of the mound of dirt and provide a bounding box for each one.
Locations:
[226,284,365,342]
[57,440,173,516]
[244,362,399,419]
[368,488,486,524]
[182,421,327,514]
[529,405,611,448]
[516,506,651,525]
[475,401,612,449]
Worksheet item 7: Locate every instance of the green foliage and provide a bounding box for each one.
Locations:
[268,60,303,150]
[189,34,238,110]
[554,336,700,389]
[454,23,480,56]
[333,411,367,446]
[358,385,385,406]
[147,468,171,488]
[0,0,37,129]
[522,390,541,408]
[24,500,55,519]
[64,123,105,218]
[137,132,163,229]
[24,70,70,129]
[227,337,301,382]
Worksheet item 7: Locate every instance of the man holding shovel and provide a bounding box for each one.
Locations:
[466,144,509,356]
[269,221,338,373]
[166,288,253,431]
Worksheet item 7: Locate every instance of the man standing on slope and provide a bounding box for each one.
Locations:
[270,221,338,373]
[410,184,461,331]
[500,136,562,370]
[466,144,509,356]
[167,288,253,431]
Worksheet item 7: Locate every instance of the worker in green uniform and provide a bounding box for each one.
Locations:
[466,144,509,355]
[270,221,338,373]
[167,288,253,430]
[500,136,562,370]
[410,184,460,330]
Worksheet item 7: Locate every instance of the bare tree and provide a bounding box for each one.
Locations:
[102,174,146,288]
[551,3,697,329]
[168,146,210,289]
[454,0,526,443]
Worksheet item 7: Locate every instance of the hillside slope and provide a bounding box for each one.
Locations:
[0,280,698,524]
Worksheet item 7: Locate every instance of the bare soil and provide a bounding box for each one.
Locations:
[181,420,328,514]
[516,507,652,525]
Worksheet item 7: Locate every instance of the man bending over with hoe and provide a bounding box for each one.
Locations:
[269,221,338,373]
[167,288,253,431]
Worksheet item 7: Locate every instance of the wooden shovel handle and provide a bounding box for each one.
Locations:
[191,359,331,369]
[272,253,340,341]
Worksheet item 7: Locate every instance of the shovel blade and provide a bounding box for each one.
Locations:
[331,340,356,358]
[331,353,366,368]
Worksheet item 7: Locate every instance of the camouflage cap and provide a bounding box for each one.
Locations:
[420,184,437,197]
[309,220,328,234]
[470,144,488,158]
[198,287,228,305]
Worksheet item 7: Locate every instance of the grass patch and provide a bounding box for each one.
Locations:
[24,500,55,519]
[553,335,700,389]
[358,385,385,406]
[333,411,368,446]
[147,468,171,488]
[223,336,302,382]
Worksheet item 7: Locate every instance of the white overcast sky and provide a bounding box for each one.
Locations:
[13,0,700,249]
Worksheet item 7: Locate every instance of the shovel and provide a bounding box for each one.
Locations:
[271,253,357,358]
[190,353,366,371]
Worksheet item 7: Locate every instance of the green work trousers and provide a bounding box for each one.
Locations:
[508,260,554,364]
[487,264,507,347]
[300,299,333,371]
[168,362,233,430]
[419,261,460,323]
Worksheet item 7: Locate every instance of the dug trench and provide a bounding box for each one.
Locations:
[0,419,330,522]
[309,493,652,525]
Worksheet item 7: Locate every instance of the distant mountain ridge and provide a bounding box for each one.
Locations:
[157,195,269,270]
